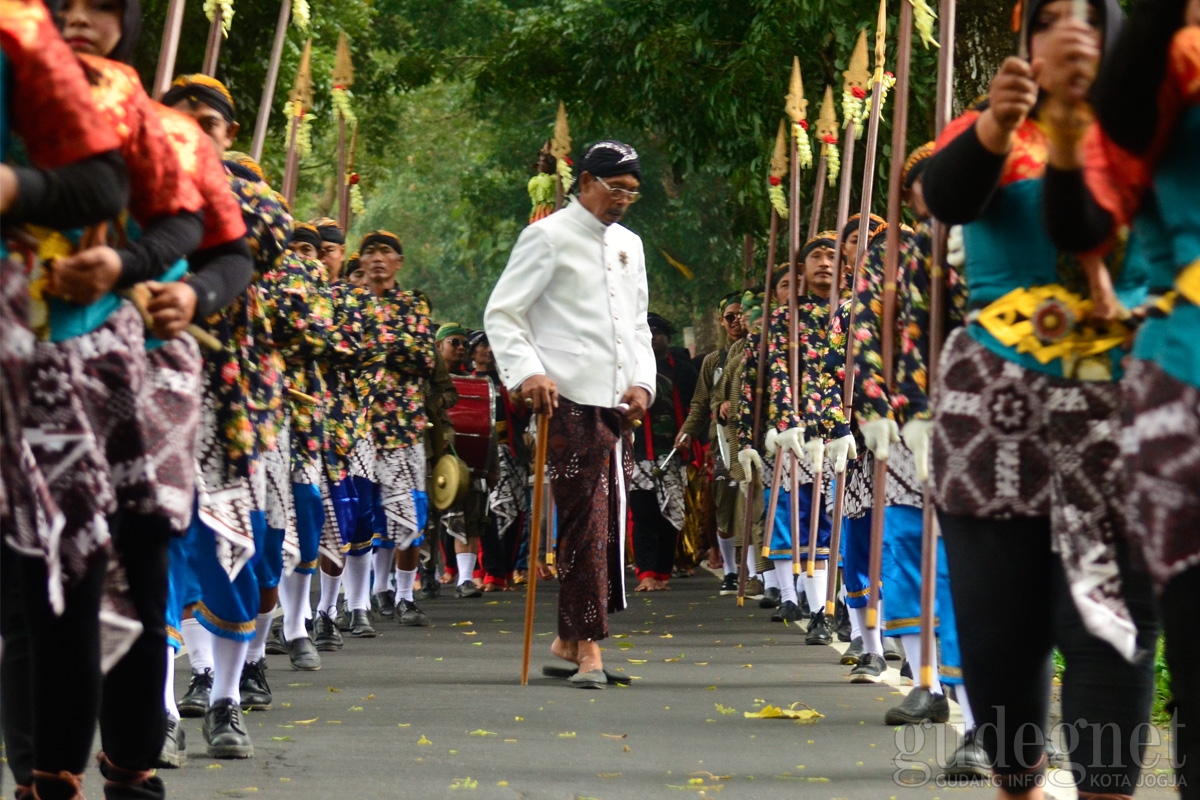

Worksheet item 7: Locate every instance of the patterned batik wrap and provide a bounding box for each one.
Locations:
[933,326,1138,660]
[194,395,256,580]
[488,443,527,540]
[843,441,923,520]
[375,442,428,549]
[630,458,686,532]
[140,334,203,532]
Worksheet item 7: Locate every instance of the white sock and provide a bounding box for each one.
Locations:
[805,569,830,616]
[717,536,736,575]
[210,636,250,706]
[456,552,477,585]
[371,547,394,594]
[282,571,312,642]
[853,606,883,656]
[247,611,274,663]
[180,617,214,675]
[395,567,417,603]
[318,569,342,618]
[774,561,797,604]
[763,568,779,591]
[344,553,371,612]
[901,633,942,693]
[744,547,758,579]
[796,574,806,603]
[956,684,976,731]
[849,603,862,640]
[164,646,180,721]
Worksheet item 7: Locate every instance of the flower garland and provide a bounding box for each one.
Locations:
[767,176,788,220]
[527,173,556,222]
[203,0,233,35]
[842,86,866,140]
[793,121,813,171]
[349,176,366,216]
[291,0,309,29]
[822,136,840,187]
[911,0,939,50]
[874,71,898,113]
[556,156,574,195]
[331,86,357,128]
[281,102,313,159]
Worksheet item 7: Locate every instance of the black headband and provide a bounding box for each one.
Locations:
[358,231,403,256]
[161,84,235,124]
[801,237,837,261]
[290,226,322,252]
[317,225,344,245]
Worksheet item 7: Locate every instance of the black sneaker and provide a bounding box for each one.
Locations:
[239,659,272,710]
[884,687,951,724]
[178,668,212,718]
[758,587,781,609]
[264,619,287,655]
[398,599,431,627]
[841,636,864,665]
[203,698,253,759]
[348,609,376,638]
[719,573,738,596]
[805,610,833,645]
[287,636,322,671]
[155,715,187,768]
[374,589,396,618]
[944,728,992,778]
[884,636,904,662]
[455,579,482,598]
[849,652,887,683]
[313,611,344,652]
[834,599,852,642]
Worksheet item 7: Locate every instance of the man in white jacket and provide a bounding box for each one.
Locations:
[485,140,654,688]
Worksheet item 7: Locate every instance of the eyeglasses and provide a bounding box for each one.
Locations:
[723,313,740,323]
[446,338,467,348]
[595,176,642,204]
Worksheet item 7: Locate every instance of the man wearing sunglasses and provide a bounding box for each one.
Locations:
[485,139,654,688]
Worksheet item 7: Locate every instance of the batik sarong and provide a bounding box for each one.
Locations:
[375,442,428,549]
[546,400,633,642]
[140,335,203,532]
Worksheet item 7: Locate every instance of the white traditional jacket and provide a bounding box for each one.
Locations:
[484,199,656,409]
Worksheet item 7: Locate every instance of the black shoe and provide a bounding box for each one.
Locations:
[178,668,212,718]
[455,579,483,598]
[418,578,440,600]
[203,698,253,759]
[98,756,167,799]
[719,573,738,596]
[834,599,852,642]
[375,589,396,618]
[884,687,951,724]
[798,591,811,619]
[239,658,272,710]
[155,715,187,768]
[884,636,904,662]
[849,652,887,683]
[287,636,322,671]
[840,636,864,665]
[758,586,781,609]
[399,599,431,627]
[264,619,287,655]
[313,611,344,652]
[336,598,353,631]
[348,609,376,638]
[805,610,833,645]
[775,600,798,625]
[944,728,992,778]
[900,660,913,681]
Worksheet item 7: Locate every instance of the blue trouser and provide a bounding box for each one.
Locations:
[347,475,379,558]
[763,483,832,561]
[191,510,266,642]
[292,481,323,574]
[843,506,904,609]
[165,530,203,651]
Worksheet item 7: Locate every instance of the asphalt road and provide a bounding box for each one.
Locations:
[77,573,1120,799]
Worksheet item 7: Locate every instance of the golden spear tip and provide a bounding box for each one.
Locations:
[843,29,871,92]
[770,118,789,179]
[333,31,354,88]
[550,101,571,160]
[785,56,808,123]
[875,0,888,69]
[290,38,313,111]
[817,84,838,141]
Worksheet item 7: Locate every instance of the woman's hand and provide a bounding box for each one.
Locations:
[145,280,198,340]
[51,246,122,304]
[977,57,1040,154]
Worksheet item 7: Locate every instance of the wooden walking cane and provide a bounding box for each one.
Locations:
[520,414,550,686]
[916,0,956,692]
[866,0,916,632]
[250,0,293,163]
[824,43,868,616]
[837,0,890,631]
[151,0,186,100]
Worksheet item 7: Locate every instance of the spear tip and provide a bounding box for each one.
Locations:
[817,84,838,141]
[550,101,571,160]
[770,118,789,179]
[333,31,354,87]
[843,29,871,92]
[785,56,808,123]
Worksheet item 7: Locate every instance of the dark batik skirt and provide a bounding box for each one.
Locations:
[546,400,633,642]
[141,335,204,532]
[931,327,1138,660]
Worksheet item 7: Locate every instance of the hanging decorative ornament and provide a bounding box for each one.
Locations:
[291,0,310,30]
[349,175,366,216]
[816,85,840,187]
[842,30,870,140]
[768,118,789,220]
[909,0,940,49]
[203,0,234,35]
[784,57,812,170]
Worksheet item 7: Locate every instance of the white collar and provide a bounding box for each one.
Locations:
[563,197,609,237]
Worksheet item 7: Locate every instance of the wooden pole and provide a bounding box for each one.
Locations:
[520,416,550,686]
[807,154,827,241]
[201,9,223,76]
[335,114,348,230]
[866,0,914,632]
[742,232,754,288]
[251,0,292,163]
[152,0,187,100]
[785,129,805,582]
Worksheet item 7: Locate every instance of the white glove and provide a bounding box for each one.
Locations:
[776,426,804,458]
[859,418,900,460]
[803,438,825,470]
[738,448,764,480]
[946,224,965,268]
[825,434,857,473]
[764,428,780,457]
[901,418,933,483]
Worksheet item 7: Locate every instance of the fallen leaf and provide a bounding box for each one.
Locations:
[451,621,474,627]
[327,720,342,725]
[597,772,622,778]
[601,733,627,739]
[418,735,432,746]
[496,781,508,787]
[557,732,577,738]
[349,706,364,711]
[623,745,631,752]
[461,630,477,636]
[612,633,628,638]
[448,777,477,790]
[366,694,375,700]
[207,764,223,770]
[504,739,518,743]
[270,736,293,741]
[469,729,497,737]
[627,658,647,664]
[694,662,709,666]
[398,723,411,727]
[514,716,524,721]
[807,776,830,782]
[471,641,483,646]
[743,704,825,722]
[704,686,718,691]
[663,658,680,663]
[741,664,753,668]
[281,702,291,708]
[714,704,737,715]
[327,686,341,693]
[660,633,674,639]
[293,718,319,725]
[617,641,633,650]
[286,683,311,688]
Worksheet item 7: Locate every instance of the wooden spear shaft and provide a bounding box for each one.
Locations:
[202,8,223,76]
[917,0,957,692]
[866,0,915,632]
[808,153,827,241]
[281,113,300,206]
[803,144,831,575]
[251,0,293,163]
[787,131,805,580]
[152,0,187,100]
[335,114,349,230]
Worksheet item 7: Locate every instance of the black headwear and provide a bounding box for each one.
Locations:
[47,0,142,64]
[1021,0,1123,64]
[161,74,236,125]
[575,140,642,189]
[311,217,345,245]
[801,231,838,261]
[647,312,676,336]
[290,223,322,252]
[467,330,489,352]
[840,213,885,245]
[358,230,403,256]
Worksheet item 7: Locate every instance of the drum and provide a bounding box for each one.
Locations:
[447,376,495,474]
